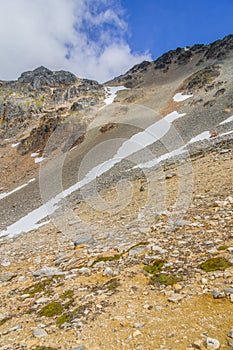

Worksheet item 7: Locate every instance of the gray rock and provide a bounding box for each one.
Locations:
[35,297,50,304]
[165,172,176,179]
[151,245,167,254]
[168,293,183,303]
[1,260,11,267]
[231,294,233,303]
[224,287,233,295]
[228,328,233,339]
[71,267,91,276]
[33,266,65,278]
[128,245,148,257]
[192,339,203,349]
[60,322,71,329]
[103,267,115,277]
[211,289,225,299]
[0,272,16,282]
[72,346,85,350]
[8,325,22,332]
[33,328,48,338]
[206,337,220,349]
[74,234,93,246]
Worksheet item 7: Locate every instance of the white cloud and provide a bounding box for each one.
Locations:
[0,0,151,82]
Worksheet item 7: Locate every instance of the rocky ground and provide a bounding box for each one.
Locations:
[0,141,232,350]
[1,34,233,350]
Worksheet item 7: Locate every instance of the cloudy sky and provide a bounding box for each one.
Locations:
[0,0,232,82]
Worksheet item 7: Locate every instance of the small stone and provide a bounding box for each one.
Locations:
[201,278,208,284]
[103,267,115,277]
[74,234,93,246]
[21,294,30,299]
[192,339,203,349]
[165,172,176,179]
[0,272,16,282]
[1,260,11,267]
[8,325,22,332]
[129,245,148,257]
[72,346,85,350]
[76,267,91,276]
[35,297,50,304]
[33,328,48,338]
[173,283,182,292]
[211,290,225,299]
[228,328,233,339]
[168,293,183,303]
[206,337,220,349]
[133,323,144,329]
[33,266,64,278]
[60,322,71,329]
[230,294,233,303]
[133,330,142,337]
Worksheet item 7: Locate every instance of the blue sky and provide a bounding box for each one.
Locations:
[122,0,233,60]
[0,0,232,82]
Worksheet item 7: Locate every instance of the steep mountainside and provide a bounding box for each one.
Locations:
[0,35,233,350]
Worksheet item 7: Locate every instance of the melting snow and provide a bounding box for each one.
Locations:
[136,130,211,170]
[219,115,233,125]
[173,93,193,102]
[0,110,185,238]
[2,108,232,238]
[31,152,40,157]
[189,131,211,144]
[0,178,35,200]
[164,111,186,123]
[35,157,46,164]
[11,142,20,148]
[104,86,127,105]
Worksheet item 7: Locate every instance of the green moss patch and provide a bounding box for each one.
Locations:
[156,273,182,286]
[143,260,165,275]
[56,313,69,327]
[22,278,54,297]
[103,278,120,292]
[199,257,232,272]
[91,254,122,267]
[56,305,87,327]
[39,302,63,317]
[60,290,74,299]
[217,245,229,251]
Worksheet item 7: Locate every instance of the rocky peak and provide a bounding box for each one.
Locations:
[18,66,77,89]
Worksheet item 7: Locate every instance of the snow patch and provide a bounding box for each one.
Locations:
[0,178,35,200]
[35,157,46,164]
[104,86,127,105]
[189,131,211,144]
[173,93,193,102]
[11,142,20,148]
[219,115,233,125]
[31,152,40,157]
[0,110,185,238]
[164,111,186,123]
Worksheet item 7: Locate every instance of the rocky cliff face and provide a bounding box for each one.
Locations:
[109,34,233,88]
[0,66,105,153]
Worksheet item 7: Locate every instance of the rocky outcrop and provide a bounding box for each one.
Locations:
[0,67,105,142]
[108,34,233,88]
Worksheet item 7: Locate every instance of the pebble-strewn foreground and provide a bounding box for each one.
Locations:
[0,144,232,350]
